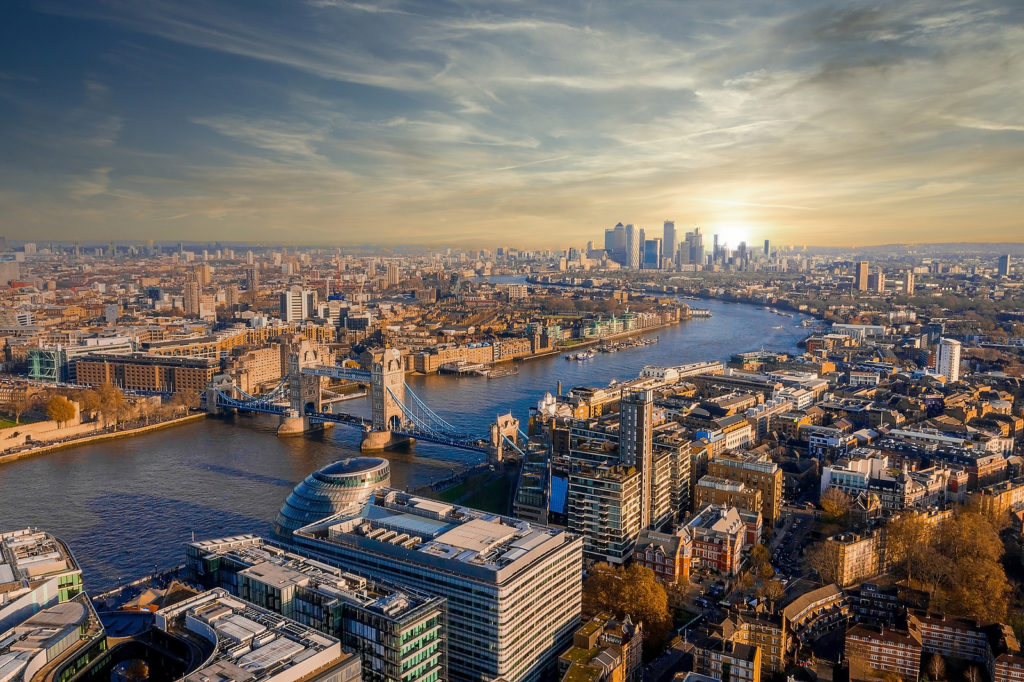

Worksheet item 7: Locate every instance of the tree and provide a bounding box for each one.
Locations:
[885,514,929,587]
[757,562,776,583]
[806,541,840,585]
[927,653,945,682]
[761,580,785,605]
[8,391,29,424]
[168,391,199,415]
[820,488,853,523]
[749,544,770,569]
[78,389,101,419]
[45,396,76,428]
[965,666,981,682]
[96,383,126,428]
[582,562,671,659]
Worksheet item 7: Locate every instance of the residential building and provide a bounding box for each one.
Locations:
[845,623,922,682]
[695,476,763,520]
[557,613,643,682]
[936,338,962,383]
[291,489,583,682]
[707,452,783,525]
[633,529,688,584]
[683,505,746,576]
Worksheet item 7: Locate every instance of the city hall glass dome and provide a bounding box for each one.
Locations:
[273,457,390,541]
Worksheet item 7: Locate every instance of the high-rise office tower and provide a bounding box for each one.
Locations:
[936,338,961,383]
[291,489,583,682]
[620,389,654,528]
[855,261,869,291]
[604,228,616,254]
[686,227,705,267]
[625,224,639,269]
[643,238,662,270]
[280,285,315,322]
[764,239,770,256]
[612,223,627,263]
[663,221,677,268]
[998,254,1012,277]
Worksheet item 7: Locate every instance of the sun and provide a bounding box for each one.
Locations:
[710,221,751,249]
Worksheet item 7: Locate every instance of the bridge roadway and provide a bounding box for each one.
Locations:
[207,349,525,458]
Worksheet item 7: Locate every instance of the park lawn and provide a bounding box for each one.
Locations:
[0,418,17,430]
[459,476,512,515]
[438,480,468,503]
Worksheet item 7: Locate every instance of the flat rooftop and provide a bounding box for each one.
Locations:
[158,589,348,682]
[299,489,576,577]
[188,535,439,617]
[0,528,77,589]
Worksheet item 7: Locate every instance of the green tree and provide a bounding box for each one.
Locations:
[45,396,76,428]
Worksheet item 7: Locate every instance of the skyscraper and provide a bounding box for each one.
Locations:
[620,389,654,528]
[998,254,1012,277]
[764,239,770,256]
[643,238,662,270]
[904,270,915,295]
[245,265,259,305]
[625,224,640,269]
[936,338,961,383]
[663,221,677,269]
[855,261,869,291]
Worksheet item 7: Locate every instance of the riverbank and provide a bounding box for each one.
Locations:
[0,413,207,465]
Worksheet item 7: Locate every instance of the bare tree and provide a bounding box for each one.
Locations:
[806,541,840,585]
[8,391,29,424]
[927,654,945,682]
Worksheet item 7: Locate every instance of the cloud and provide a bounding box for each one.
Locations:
[3,0,1021,245]
[68,167,113,199]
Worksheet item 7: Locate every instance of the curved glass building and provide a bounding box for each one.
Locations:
[273,457,390,541]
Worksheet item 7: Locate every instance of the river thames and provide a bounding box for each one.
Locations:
[0,299,807,590]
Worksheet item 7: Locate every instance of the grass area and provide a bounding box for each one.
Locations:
[0,418,17,430]
[434,469,516,515]
[438,480,469,503]
[460,476,513,515]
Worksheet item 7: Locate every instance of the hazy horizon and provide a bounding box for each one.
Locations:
[2,0,1023,247]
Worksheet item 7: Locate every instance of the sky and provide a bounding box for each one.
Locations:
[1,0,1022,249]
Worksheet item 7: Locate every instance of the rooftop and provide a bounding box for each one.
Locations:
[156,589,350,682]
[0,528,78,589]
[296,489,577,581]
[187,535,439,618]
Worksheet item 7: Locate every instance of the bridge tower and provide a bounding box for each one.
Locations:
[278,340,330,436]
[362,348,412,450]
[488,413,521,464]
[206,374,236,414]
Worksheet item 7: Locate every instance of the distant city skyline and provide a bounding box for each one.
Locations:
[2,0,1022,247]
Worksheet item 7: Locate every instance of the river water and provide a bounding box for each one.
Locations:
[0,299,806,590]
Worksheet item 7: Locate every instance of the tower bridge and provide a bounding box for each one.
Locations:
[205,344,524,462]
